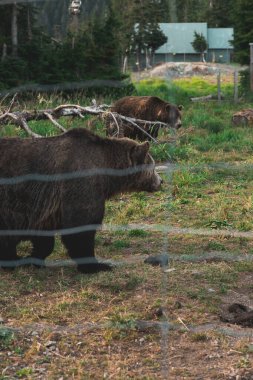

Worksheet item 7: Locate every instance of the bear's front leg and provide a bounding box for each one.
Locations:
[61,231,112,273]
[30,236,55,267]
[0,238,20,270]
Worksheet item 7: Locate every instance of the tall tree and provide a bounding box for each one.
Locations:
[232,0,253,64]
[174,0,209,22]
[167,0,177,22]
[122,0,168,69]
[11,2,18,56]
[110,0,169,71]
[205,0,234,27]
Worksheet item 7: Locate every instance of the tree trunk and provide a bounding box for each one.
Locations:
[136,49,141,72]
[145,48,151,69]
[27,5,32,40]
[11,2,18,57]
[122,55,128,73]
[168,0,178,22]
[1,43,7,61]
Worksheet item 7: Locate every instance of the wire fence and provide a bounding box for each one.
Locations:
[0,0,252,375]
[1,159,253,378]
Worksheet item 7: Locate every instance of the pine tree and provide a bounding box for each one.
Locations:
[232,0,253,65]
[191,31,208,62]
[205,0,234,27]
[174,0,209,22]
[129,0,168,69]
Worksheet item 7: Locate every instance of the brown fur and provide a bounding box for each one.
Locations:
[107,96,182,141]
[0,128,162,273]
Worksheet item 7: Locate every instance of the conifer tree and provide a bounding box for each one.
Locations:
[191,31,208,62]
[232,0,253,65]
[205,0,234,27]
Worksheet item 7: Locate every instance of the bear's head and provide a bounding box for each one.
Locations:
[158,103,182,129]
[119,139,163,193]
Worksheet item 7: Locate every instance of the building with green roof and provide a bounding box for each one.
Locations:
[154,23,233,64]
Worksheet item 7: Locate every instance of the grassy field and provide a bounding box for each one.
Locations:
[0,75,253,379]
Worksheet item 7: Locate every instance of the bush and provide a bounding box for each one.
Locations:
[0,57,27,89]
[239,68,253,98]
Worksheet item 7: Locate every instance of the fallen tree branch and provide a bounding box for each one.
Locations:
[19,118,42,138]
[191,94,213,102]
[0,101,171,141]
[44,112,66,133]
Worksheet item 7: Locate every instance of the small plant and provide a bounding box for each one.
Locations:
[128,229,149,237]
[0,327,14,347]
[112,240,130,249]
[206,241,226,251]
[190,332,209,342]
[16,367,33,378]
[206,219,233,229]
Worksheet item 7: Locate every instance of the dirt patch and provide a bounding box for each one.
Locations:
[132,62,246,81]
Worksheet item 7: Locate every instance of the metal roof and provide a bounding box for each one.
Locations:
[156,23,234,54]
[208,28,234,49]
[156,23,208,54]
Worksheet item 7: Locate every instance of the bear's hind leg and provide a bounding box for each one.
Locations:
[61,231,112,274]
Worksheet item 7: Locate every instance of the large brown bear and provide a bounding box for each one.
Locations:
[0,128,162,273]
[106,96,182,141]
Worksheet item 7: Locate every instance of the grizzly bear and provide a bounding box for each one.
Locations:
[106,96,182,141]
[0,128,162,273]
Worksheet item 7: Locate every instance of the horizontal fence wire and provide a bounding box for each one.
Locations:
[1,151,253,376]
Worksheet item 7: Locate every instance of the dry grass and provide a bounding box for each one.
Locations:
[1,74,253,379]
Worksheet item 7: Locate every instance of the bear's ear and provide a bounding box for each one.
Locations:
[131,141,150,163]
[178,105,183,111]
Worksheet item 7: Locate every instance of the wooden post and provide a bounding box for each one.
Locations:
[234,70,239,103]
[250,43,253,91]
[217,70,221,102]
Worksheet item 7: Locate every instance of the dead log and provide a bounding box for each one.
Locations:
[0,100,173,142]
[191,95,213,102]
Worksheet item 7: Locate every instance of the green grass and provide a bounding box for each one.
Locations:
[1,76,253,379]
[135,77,234,105]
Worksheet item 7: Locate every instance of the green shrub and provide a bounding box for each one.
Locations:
[239,68,251,97]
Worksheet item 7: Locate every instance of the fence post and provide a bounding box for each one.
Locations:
[234,70,239,103]
[250,43,253,91]
[217,70,221,102]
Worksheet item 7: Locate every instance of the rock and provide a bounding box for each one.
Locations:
[45,340,57,348]
[144,254,168,267]
[154,307,165,317]
[220,303,253,327]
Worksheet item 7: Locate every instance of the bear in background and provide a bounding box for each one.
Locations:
[0,128,162,273]
[106,96,182,141]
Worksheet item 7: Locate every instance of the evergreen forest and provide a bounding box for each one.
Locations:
[0,0,252,91]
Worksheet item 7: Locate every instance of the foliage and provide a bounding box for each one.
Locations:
[131,22,167,67]
[205,0,234,27]
[232,0,253,65]
[0,56,27,89]
[191,31,208,61]
[111,0,168,70]
[239,68,252,98]
[0,2,124,91]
